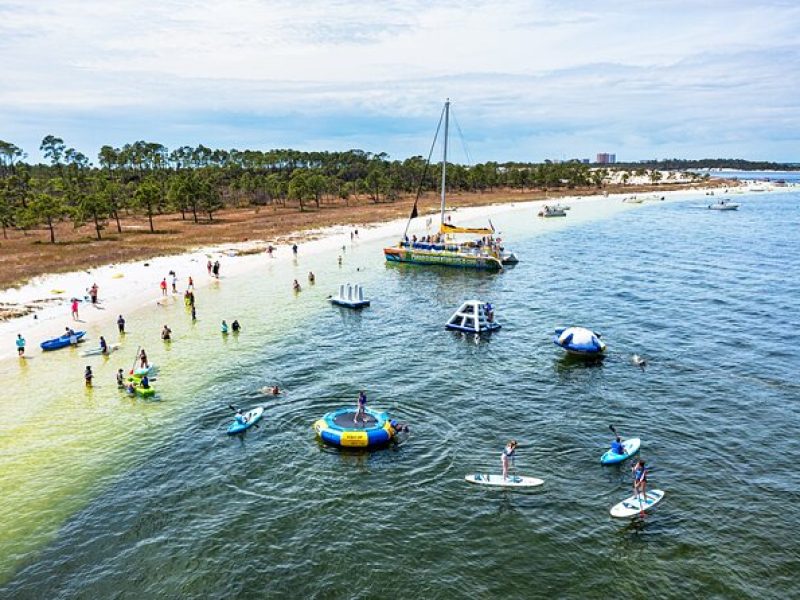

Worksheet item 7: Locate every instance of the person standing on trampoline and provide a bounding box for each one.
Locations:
[354,390,367,425]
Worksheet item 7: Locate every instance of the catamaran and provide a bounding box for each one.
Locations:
[383,100,517,271]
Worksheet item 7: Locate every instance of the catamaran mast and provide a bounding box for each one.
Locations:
[440,99,450,226]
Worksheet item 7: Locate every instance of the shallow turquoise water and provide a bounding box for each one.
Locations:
[2,192,799,598]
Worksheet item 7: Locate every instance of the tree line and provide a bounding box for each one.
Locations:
[0,136,690,243]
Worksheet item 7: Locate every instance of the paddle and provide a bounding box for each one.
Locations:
[130,346,141,375]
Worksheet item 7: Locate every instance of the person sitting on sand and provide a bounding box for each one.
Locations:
[293,280,301,292]
[354,391,367,425]
[161,325,172,341]
[232,320,241,333]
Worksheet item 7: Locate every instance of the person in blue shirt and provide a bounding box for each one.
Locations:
[140,375,150,389]
[610,433,626,456]
[16,334,25,356]
[221,320,229,334]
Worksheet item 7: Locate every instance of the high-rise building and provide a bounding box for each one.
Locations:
[596,153,616,164]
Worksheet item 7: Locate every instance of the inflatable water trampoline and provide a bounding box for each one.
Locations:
[314,407,396,449]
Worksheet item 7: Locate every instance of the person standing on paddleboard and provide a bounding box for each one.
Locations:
[501,440,518,480]
[139,349,149,368]
[632,459,648,499]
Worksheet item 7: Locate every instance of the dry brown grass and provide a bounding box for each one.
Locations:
[0,182,722,289]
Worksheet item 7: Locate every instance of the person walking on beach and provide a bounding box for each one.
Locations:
[16,334,25,356]
[207,260,212,275]
[267,245,274,257]
[117,314,126,334]
[171,272,178,293]
[160,278,168,296]
[188,276,194,290]
[71,298,79,320]
[292,243,298,256]
[84,366,93,387]
[501,440,518,480]
[89,283,99,305]
[354,391,367,425]
[212,261,220,278]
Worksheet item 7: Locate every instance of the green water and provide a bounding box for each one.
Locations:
[1,193,799,598]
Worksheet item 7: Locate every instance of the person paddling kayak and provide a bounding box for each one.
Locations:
[501,440,518,480]
[610,432,625,455]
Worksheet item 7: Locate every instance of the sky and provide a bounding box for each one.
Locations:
[1,0,799,164]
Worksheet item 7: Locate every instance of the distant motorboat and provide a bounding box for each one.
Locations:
[709,200,740,211]
[329,283,370,308]
[500,250,519,265]
[538,205,567,218]
[446,300,501,333]
[623,196,643,204]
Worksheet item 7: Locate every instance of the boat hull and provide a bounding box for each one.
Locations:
[384,247,502,271]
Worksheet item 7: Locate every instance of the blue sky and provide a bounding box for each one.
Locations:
[1,0,799,163]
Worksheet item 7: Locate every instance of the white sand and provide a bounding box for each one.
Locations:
[0,183,765,362]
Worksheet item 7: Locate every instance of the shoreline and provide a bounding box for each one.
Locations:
[0,182,778,362]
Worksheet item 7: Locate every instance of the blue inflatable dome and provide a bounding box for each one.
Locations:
[554,326,606,356]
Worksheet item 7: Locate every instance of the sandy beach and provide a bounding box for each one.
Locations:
[0,182,766,363]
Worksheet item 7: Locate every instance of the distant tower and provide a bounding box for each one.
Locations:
[596,153,615,164]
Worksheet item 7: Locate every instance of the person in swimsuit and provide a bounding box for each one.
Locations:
[354,391,367,425]
[293,280,301,292]
[632,459,648,499]
[231,320,240,333]
[271,385,280,395]
[161,325,172,341]
[116,369,125,388]
[139,349,149,368]
[16,334,25,356]
[117,315,125,334]
[308,272,315,283]
[501,440,518,480]
[84,366,93,387]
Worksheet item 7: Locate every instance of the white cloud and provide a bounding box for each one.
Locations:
[1,0,799,160]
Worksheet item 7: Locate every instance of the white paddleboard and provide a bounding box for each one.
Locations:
[464,473,544,488]
[81,344,120,357]
[610,489,665,517]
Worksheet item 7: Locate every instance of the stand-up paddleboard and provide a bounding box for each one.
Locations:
[464,473,544,488]
[600,438,641,465]
[81,344,120,357]
[227,407,264,435]
[610,489,665,517]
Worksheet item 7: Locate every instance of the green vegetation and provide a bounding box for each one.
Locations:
[0,137,703,243]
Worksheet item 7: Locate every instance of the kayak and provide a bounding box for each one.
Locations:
[41,331,86,351]
[81,343,120,357]
[125,378,156,397]
[610,489,665,518]
[464,473,544,488]
[227,407,264,435]
[600,438,641,465]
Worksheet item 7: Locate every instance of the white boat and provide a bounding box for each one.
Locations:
[538,205,567,218]
[623,196,643,204]
[552,203,571,211]
[500,250,519,265]
[445,300,501,333]
[709,200,740,211]
[329,283,370,309]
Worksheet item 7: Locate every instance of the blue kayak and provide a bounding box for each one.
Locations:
[600,438,641,465]
[40,331,86,351]
[227,407,264,435]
